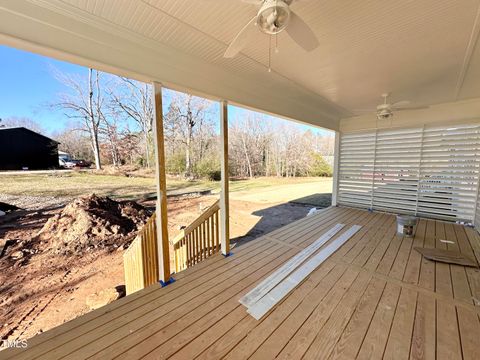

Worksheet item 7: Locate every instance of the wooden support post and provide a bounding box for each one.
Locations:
[331,131,341,207]
[220,100,230,256]
[152,82,172,285]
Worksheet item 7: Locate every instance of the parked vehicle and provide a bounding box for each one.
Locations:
[58,155,91,169]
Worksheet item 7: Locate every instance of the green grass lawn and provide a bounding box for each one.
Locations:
[0,171,331,200]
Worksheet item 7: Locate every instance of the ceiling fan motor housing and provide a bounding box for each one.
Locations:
[377,107,394,120]
[257,0,291,35]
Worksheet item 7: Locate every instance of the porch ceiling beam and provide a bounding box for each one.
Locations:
[152,82,171,284]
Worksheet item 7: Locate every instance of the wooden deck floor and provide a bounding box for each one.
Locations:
[2,207,480,360]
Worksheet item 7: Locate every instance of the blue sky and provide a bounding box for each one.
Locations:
[0,45,331,136]
[0,45,80,131]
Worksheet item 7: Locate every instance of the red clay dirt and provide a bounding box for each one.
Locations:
[39,194,151,255]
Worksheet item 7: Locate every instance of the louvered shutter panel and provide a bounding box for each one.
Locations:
[372,128,422,214]
[418,124,480,221]
[337,123,480,222]
[337,132,376,208]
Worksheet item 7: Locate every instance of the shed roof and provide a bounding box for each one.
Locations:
[0,127,59,144]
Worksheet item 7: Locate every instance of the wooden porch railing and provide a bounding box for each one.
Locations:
[123,213,158,295]
[124,199,222,294]
[171,200,220,273]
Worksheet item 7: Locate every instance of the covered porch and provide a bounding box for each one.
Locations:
[1,0,480,358]
[2,207,480,359]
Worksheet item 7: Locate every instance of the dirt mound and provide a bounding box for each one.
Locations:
[39,194,151,255]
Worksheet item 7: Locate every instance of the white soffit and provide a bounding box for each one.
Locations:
[0,0,479,126]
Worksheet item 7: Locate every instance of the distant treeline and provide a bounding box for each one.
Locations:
[2,68,334,179]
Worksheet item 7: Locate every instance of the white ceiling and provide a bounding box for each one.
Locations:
[1,0,479,127]
[58,0,480,112]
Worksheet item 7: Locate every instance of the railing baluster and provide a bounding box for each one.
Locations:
[197,223,201,262]
[215,211,219,251]
[193,228,198,264]
[185,234,191,267]
[202,218,208,259]
[177,240,181,273]
[205,219,209,256]
[144,222,150,285]
[196,224,200,263]
[191,232,194,266]
[200,221,204,260]
[200,223,204,260]
[210,214,215,255]
[181,239,184,269]
[195,227,200,263]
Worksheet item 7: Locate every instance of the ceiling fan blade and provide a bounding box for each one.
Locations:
[391,100,411,108]
[396,105,430,111]
[201,0,261,3]
[285,11,319,51]
[352,109,376,113]
[224,16,258,58]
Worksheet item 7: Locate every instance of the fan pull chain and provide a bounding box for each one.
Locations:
[275,33,279,53]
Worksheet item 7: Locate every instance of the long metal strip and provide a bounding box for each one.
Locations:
[239,223,345,308]
[247,225,362,320]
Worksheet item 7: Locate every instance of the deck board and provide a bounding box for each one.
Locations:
[2,206,480,360]
[328,277,386,360]
[356,282,401,360]
[409,292,436,360]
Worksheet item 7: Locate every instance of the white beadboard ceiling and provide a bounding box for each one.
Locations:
[1,0,479,127]
[59,0,480,109]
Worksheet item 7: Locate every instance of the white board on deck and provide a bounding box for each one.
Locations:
[239,223,345,308]
[247,225,362,320]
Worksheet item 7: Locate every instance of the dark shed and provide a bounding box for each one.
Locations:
[0,127,59,170]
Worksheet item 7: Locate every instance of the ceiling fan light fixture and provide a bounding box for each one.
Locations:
[223,0,319,59]
[376,108,393,120]
[257,0,290,35]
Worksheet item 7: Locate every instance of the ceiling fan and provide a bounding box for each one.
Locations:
[355,93,429,120]
[224,0,319,58]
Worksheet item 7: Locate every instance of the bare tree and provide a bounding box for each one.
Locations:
[99,113,122,167]
[48,65,333,178]
[228,116,334,178]
[117,131,142,165]
[51,68,103,169]
[107,78,153,167]
[164,92,213,178]
[0,116,44,134]
[230,115,267,178]
[53,126,92,161]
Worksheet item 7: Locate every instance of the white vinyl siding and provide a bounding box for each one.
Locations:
[338,123,480,222]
